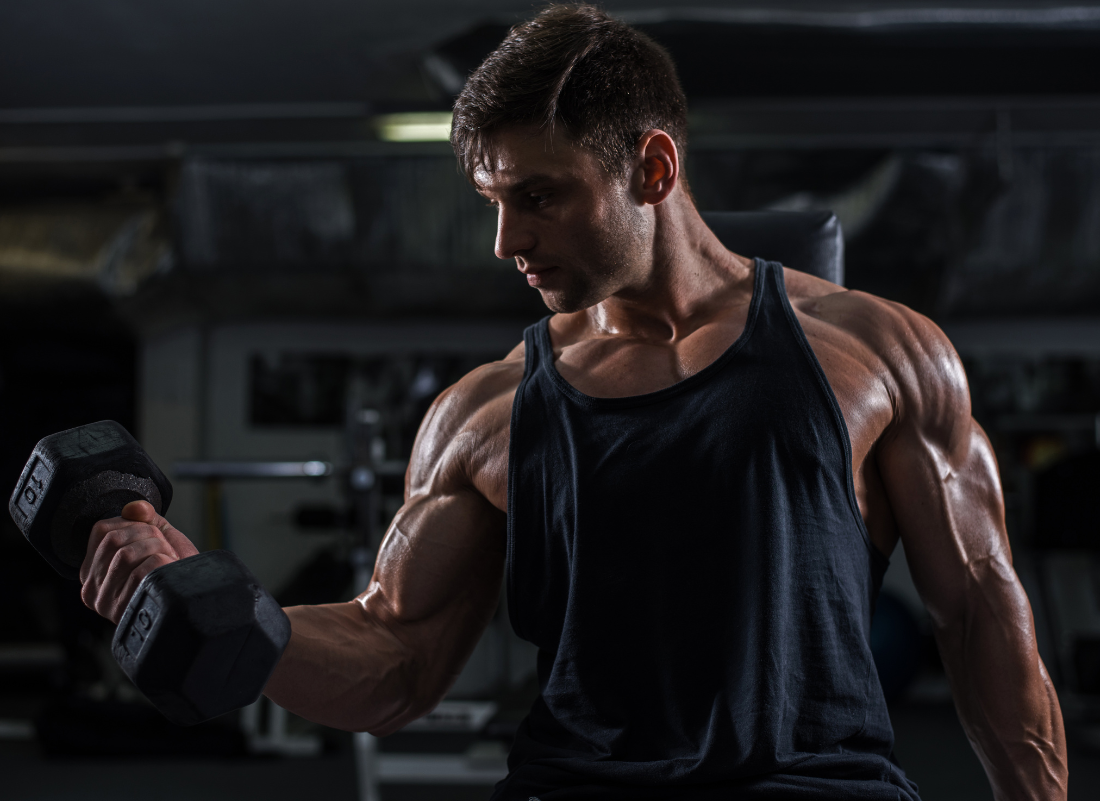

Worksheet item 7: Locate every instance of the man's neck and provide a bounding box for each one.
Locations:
[585,194,754,343]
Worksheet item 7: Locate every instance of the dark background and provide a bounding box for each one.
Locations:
[3,2,1100,799]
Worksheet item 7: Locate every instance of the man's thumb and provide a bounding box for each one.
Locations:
[120,500,157,523]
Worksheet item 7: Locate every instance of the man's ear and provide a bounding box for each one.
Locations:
[633,129,679,206]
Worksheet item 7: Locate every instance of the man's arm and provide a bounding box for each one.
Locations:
[81,361,515,736]
[874,309,1068,800]
[262,365,515,734]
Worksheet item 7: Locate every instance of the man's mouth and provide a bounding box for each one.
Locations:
[521,264,558,287]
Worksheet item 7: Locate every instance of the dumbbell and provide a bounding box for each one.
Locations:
[9,420,291,726]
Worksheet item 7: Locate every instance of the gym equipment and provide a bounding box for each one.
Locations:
[701,210,845,286]
[9,420,291,726]
[11,420,173,580]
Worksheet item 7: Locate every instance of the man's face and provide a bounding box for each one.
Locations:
[474,127,650,313]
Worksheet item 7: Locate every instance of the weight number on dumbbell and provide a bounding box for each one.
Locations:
[15,458,48,518]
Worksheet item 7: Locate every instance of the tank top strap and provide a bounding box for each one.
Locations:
[762,257,783,302]
[749,258,789,347]
[522,315,554,382]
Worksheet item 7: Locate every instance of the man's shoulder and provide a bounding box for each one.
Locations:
[407,346,524,502]
[786,267,953,359]
[415,347,524,450]
[460,343,526,392]
[784,267,968,426]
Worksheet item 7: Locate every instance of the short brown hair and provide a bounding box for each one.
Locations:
[451,4,688,182]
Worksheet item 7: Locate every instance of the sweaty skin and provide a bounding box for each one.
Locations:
[82,127,1067,800]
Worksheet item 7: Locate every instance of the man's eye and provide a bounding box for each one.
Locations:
[530,194,550,205]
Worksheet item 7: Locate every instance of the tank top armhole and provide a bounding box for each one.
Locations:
[505,320,546,642]
[769,264,885,562]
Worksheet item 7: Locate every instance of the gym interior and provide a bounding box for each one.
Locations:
[3,1,1100,799]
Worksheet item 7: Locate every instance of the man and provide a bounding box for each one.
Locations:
[80,5,1066,799]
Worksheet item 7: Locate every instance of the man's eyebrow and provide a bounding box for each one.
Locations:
[478,173,557,196]
[510,174,555,193]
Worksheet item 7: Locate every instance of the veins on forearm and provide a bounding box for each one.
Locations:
[935,567,1065,800]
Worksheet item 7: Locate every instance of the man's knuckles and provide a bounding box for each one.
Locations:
[89,519,150,554]
[80,529,177,596]
[99,525,174,557]
[89,517,120,542]
[128,553,174,586]
[107,537,173,575]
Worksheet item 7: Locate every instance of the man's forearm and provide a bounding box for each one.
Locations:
[937,572,1068,801]
[263,602,429,735]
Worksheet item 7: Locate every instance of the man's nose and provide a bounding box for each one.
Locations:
[494,207,536,261]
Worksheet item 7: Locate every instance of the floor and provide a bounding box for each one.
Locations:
[2,701,1098,800]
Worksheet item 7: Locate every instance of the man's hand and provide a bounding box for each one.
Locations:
[79,500,198,625]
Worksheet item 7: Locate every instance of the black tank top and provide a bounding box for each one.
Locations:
[496,260,921,800]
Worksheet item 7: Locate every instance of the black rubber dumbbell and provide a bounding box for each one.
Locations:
[9,420,291,726]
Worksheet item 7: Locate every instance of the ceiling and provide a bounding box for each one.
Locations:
[3,1,1100,110]
[3,3,1100,323]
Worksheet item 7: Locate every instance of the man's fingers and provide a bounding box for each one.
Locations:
[85,515,158,578]
[82,534,178,623]
[84,512,196,583]
[85,550,176,624]
[80,523,175,590]
[105,534,174,583]
[121,500,198,559]
[79,504,196,622]
[82,526,167,598]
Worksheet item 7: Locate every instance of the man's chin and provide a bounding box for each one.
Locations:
[538,288,597,315]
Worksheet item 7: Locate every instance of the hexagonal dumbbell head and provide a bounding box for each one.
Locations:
[112,550,292,726]
[9,421,173,580]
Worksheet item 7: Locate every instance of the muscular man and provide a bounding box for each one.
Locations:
[81,5,1066,799]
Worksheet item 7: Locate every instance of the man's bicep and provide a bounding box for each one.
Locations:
[376,372,510,627]
[353,360,513,706]
[356,478,506,705]
[366,486,505,625]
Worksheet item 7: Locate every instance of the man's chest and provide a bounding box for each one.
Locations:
[551,308,893,449]
[477,310,898,546]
